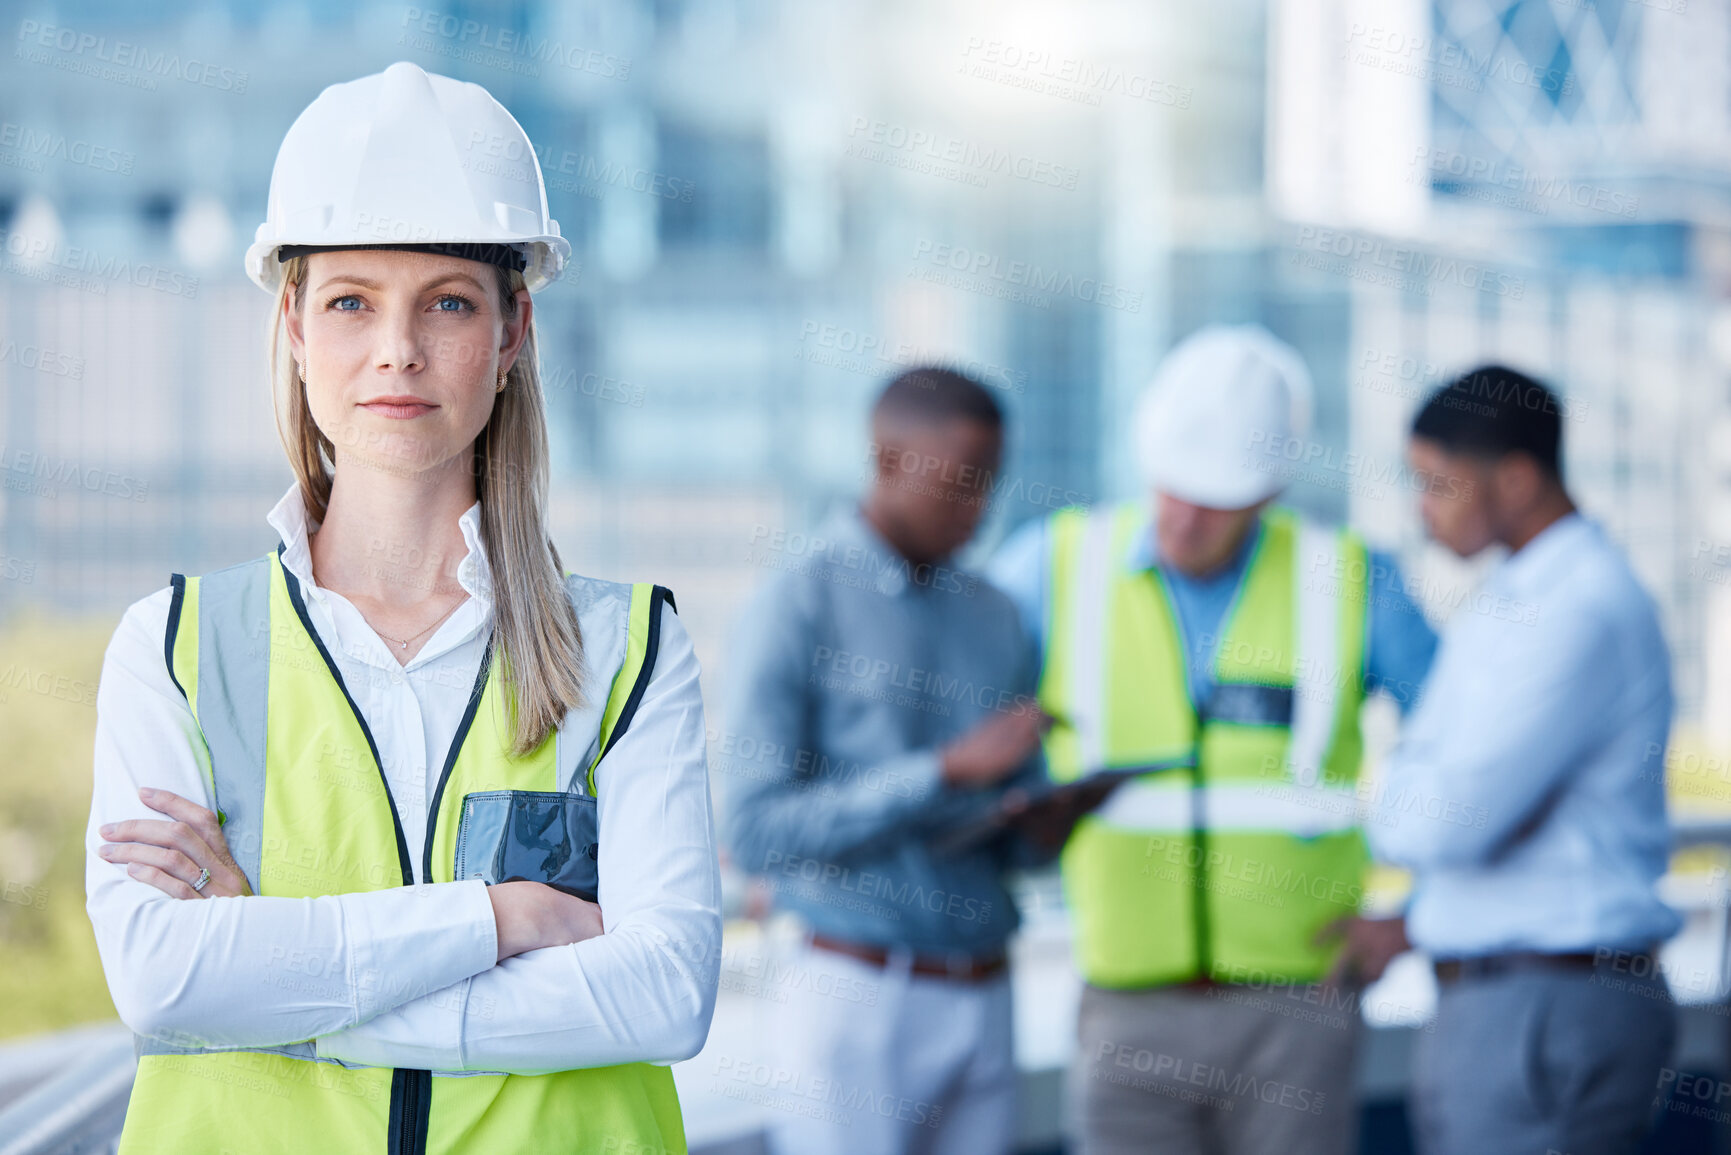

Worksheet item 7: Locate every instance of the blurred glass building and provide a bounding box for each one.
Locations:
[1273,0,1731,735]
[0,0,1726,732]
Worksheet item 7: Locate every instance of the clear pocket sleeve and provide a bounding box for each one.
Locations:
[452,789,600,902]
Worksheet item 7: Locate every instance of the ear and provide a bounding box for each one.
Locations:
[870,435,893,484]
[1493,453,1544,511]
[283,287,307,364]
[974,424,1005,482]
[498,287,533,375]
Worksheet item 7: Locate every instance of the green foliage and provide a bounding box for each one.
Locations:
[0,613,120,1039]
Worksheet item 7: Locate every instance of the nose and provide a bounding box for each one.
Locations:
[374,303,425,375]
[1162,499,1201,535]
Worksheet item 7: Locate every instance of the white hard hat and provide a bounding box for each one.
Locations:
[1132,325,1315,509]
[245,61,570,293]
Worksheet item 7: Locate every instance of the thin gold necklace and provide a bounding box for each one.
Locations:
[308,548,468,652]
[374,597,465,651]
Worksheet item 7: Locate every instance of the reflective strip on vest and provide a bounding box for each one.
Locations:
[121,550,687,1155]
[1093,781,1362,837]
[1065,505,1126,774]
[184,559,270,893]
[585,579,668,793]
[1288,520,1340,787]
[1055,506,1365,799]
[1039,503,1371,988]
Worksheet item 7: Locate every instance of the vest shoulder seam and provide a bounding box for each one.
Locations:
[561,570,634,614]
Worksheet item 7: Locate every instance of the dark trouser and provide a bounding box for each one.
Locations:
[1069,982,1360,1155]
[1411,964,1674,1155]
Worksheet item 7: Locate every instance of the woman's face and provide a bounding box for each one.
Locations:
[284,248,532,483]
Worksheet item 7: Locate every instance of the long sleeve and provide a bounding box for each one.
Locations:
[1366,517,1681,956]
[979,754,1060,873]
[718,576,946,871]
[1360,550,1438,714]
[312,608,723,1075]
[1369,594,1622,869]
[983,624,1060,873]
[984,516,1049,666]
[85,590,501,1050]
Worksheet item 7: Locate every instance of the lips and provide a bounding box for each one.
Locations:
[359,396,438,419]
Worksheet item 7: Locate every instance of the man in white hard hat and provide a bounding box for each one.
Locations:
[989,325,1439,1154]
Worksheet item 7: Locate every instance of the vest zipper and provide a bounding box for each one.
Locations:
[389,1068,432,1155]
[1188,757,1212,980]
[422,635,495,882]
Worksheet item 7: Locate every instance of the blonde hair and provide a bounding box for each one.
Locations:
[267,253,584,756]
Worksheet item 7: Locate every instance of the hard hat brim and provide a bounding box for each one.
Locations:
[245,234,571,294]
[1144,463,1285,510]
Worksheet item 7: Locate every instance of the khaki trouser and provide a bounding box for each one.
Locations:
[1069,982,1360,1155]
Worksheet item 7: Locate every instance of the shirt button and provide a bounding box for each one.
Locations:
[390,670,404,686]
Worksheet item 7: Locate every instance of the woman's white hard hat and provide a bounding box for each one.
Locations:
[1132,324,1316,510]
[244,61,570,293]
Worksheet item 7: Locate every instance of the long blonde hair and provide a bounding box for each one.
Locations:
[266,253,584,756]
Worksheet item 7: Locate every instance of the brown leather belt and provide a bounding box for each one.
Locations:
[1174,975,1229,991]
[1433,951,1601,985]
[810,933,1008,982]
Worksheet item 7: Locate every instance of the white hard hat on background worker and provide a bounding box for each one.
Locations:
[1132,324,1315,509]
[991,323,1432,1155]
[244,59,570,293]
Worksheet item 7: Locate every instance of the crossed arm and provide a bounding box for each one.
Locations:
[87,588,721,1075]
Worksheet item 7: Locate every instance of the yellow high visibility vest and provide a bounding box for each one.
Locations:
[118,546,687,1155]
[1039,503,1372,988]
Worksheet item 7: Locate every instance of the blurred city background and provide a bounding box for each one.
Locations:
[4,0,1731,1151]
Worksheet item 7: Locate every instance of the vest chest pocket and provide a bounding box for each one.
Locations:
[453,789,600,902]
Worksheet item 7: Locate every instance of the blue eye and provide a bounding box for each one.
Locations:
[324,295,362,311]
[434,295,475,313]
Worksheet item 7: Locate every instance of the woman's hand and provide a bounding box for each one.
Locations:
[487,881,604,962]
[95,788,604,959]
[97,786,254,899]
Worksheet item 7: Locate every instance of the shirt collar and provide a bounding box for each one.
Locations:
[266,482,493,606]
[821,504,944,598]
[1490,510,1589,596]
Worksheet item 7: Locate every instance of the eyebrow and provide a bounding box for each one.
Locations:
[313,272,489,294]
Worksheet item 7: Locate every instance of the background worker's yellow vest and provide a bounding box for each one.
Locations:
[1039,503,1372,988]
[119,547,687,1155]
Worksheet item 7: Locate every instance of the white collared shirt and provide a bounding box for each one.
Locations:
[274,483,495,869]
[85,482,721,1072]
[1370,513,1683,956]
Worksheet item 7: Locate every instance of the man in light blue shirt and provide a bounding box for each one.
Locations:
[1374,365,1681,1155]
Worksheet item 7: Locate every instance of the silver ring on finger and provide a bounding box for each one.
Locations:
[191,866,210,893]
